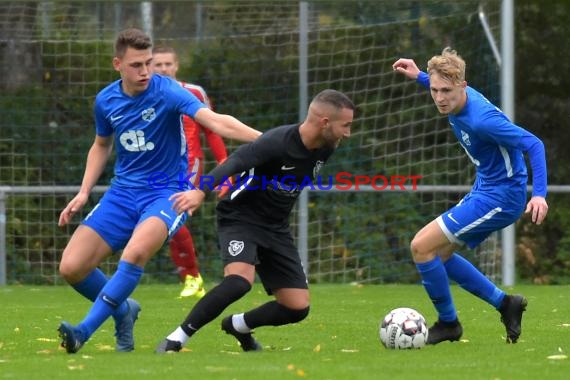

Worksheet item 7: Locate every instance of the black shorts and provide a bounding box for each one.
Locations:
[217,221,308,294]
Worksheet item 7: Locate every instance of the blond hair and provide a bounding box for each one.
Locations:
[427,47,466,85]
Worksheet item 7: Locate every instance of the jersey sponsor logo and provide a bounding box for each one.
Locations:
[228,240,244,256]
[281,165,295,171]
[142,107,156,122]
[110,115,124,122]
[447,213,460,224]
[119,130,155,152]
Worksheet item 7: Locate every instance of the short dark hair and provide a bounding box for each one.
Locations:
[312,89,355,111]
[152,45,177,56]
[114,28,152,58]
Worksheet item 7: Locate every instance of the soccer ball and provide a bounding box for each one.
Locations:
[379,307,428,349]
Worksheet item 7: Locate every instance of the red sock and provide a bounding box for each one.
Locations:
[169,225,200,280]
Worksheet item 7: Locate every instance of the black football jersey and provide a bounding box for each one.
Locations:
[206,123,334,230]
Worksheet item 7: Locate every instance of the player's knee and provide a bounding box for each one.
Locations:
[283,305,310,324]
[121,248,154,267]
[410,237,427,261]
[410,239,437,263]
[58,261,82,284]
[58,262,71,281]
[410,238,419,258]
[222,274,252,300]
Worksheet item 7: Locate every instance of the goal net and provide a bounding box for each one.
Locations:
[0,0,502,285]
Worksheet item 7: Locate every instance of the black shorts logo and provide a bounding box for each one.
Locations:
[228,240,244,256]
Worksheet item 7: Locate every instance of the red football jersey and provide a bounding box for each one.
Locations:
[179,81,228,172]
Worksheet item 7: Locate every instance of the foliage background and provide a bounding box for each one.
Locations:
[0,0,568,284]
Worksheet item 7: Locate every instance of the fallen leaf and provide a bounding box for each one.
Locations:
[547,355,567,360]
[94,344,113,351]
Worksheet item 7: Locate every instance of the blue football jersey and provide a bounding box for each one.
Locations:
[418,72,527,189]
[94,74,206,188]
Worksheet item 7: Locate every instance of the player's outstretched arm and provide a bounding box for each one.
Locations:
[392,58,421,80]
[525,196,548,225]
[194,108,262,143]
[58,135,113,226]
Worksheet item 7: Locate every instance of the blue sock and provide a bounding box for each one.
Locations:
[444,253,505,309]
[72,268,107,301]
[416,256,457,322]
[77,261,143,338]
[71,268,129,322]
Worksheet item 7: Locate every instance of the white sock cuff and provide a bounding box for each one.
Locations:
[232,313,251,333]
[167,326,190,345]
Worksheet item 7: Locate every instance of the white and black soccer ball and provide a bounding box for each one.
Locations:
[379,307,428,349]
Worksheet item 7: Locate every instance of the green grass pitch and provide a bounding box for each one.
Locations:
[1,284,569,379]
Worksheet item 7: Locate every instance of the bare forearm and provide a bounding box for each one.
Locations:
[216,114,261,142]
[79,142,112,194]
[195,108,262,142]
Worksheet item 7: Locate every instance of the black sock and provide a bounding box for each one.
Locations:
[180,274,251,337]
[244,301,310,329]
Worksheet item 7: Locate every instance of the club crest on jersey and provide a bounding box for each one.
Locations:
[460,130,471,146]
[313,160,325,179]
[228,240,244,256]
[141,107,156,122]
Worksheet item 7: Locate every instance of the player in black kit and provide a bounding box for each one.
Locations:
[156,89,355,353]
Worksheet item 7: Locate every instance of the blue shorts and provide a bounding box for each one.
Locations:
[82,185,187,252]
[437,184,526,249]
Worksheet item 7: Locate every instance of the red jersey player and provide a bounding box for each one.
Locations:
[151,46,229,298]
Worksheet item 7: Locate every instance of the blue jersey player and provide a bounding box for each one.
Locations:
[392,48,548,345]
[56,28,261,354]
